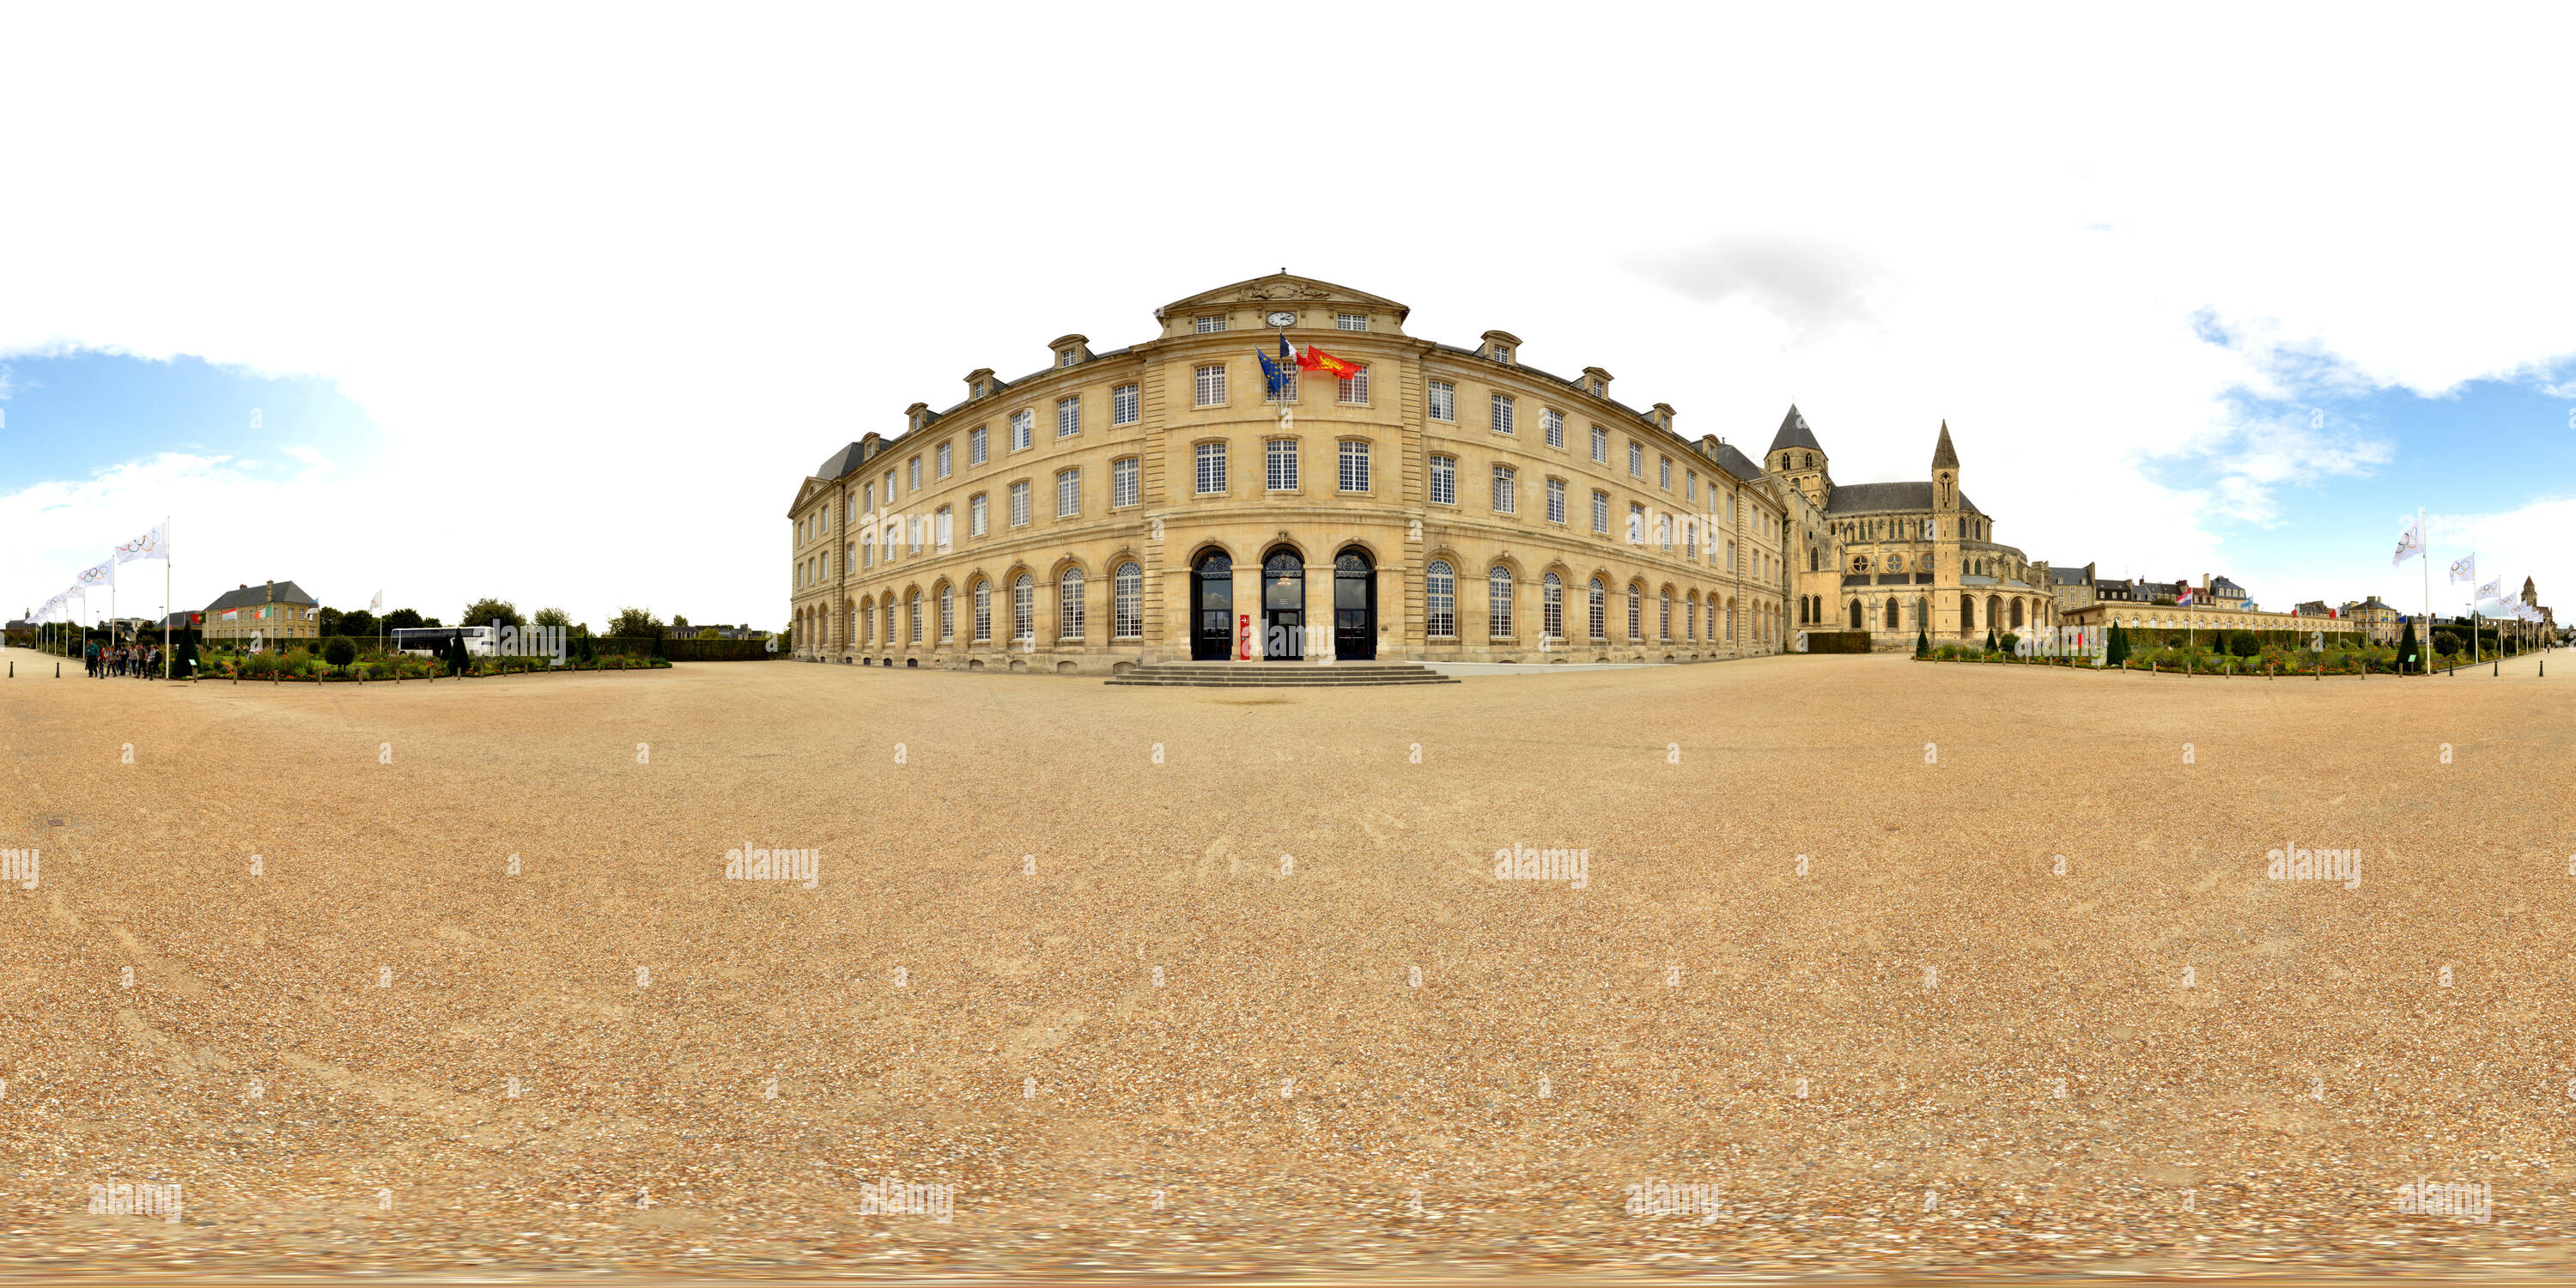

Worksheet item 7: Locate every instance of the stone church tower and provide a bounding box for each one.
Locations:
[1765,405,1832,507]
[1930,421,1961,586]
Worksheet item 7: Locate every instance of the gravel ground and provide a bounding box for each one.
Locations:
[3,643,2572,1282]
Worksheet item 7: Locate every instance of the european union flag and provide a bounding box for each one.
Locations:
[1256,348,1287,398]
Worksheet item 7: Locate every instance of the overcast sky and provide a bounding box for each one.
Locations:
[5,5,2573,629]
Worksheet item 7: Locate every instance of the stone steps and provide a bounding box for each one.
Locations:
[1106,661,1458,688]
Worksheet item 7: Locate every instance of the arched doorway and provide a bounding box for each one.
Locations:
[1334,548,1376,660]
[1262,546,1305,661]
[1191,550,1233,660]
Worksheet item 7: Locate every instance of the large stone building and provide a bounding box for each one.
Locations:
[2057,569,2359,641]
[1776,411,2055,649]
[202,580,319,644]
[787,274,1801,671]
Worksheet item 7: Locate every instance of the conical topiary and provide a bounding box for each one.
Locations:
[1915,627,1930,659]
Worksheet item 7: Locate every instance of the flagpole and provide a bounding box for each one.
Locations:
[2419,507,2428,674]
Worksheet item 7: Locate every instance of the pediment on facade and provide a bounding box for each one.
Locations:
[1163,273,1411,322]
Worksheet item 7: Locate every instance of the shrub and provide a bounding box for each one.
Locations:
[2228,630,2260,657]
[323,636,357,666]
[1915,628,1930,659]
[1999,632,2020,653]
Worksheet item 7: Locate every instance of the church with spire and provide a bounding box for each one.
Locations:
[1766,406,2056,649]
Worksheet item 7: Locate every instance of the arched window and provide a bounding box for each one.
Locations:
[861,531,874,568]
[2010,598,2026,629]
[1659,588,1672,641]
[1726,598,1736,640]
[860,596,874,644]
[1885,598,1899,629]
[1543,572,1564,641]
[972,580,991,642]
[1686,592,1698,641]
[1850,598,1864,629]
[1589,578,1607,641]
[1488,566,1513,637]
[883,597,895,643]
[908,591,922,644]
[1425,561,1455,637]
[939,584,955,641]
[1013,574,1035,642]
[1626,584,1643,640]
[1060,568,1085,640]
[1114,562,1142,639]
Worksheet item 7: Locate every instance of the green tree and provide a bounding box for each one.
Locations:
[611,606,666,639]
[2398,621,2421,672]
[1984,627,1998,653]
[339,609,377,640]
[671,614,692,631]
[382,608,425,633]
[1915,627,1930,659]
[2229,630,2261,658]
[2105,623,2129,666]
[317,606,345,637]
[462,598,525,629]
[696,628,722,640]
[532,606,572,629]
[323,636,357,666]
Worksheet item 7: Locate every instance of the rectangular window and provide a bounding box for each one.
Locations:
[1590,425,1608,463]
[863,483,873,514]
[1056,396,1079,437]
[1685,472,1696,502]
[1491,393,1515,434]
[1267,367,1298,403]
[969,493,987,537]
[1628,502,1645,544]
[908,514,923,555]
[1112,457,1139,507]
[1336,365,1368,404]
[1194,315,1226,333]
[938,442,952,478]
[1196,440,1226,495]
[908,457,922,491]
[1628,441,1643,477]
[1057,349,1078,368]
[1544,408,1564,449]
[1492,465,1516,514]
[1011,410,1032,451]
[1055,467,1079,518]
[1113,384,1139,425]
[969,426,987,466]
[1428,380,1455,422]
[1659,456,1671,489]
[1338,440,1370,493]
[1430,454,1456,506]
[1010,481,1030,527]
[1592,490,1610,534]
[936,506,952,549]
[1194,363,1226,407]
[1546,477,1565,524]
[1335,313,1367,331]
[1267,438,1298,491]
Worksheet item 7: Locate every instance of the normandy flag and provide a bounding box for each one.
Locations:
[1295,342,1362,381]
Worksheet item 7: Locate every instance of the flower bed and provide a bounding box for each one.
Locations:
[190,647,672,682]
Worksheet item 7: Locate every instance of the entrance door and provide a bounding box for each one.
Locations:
[1261,549,1304,661]
[1334,549,1376,660]
[1191,552,1232,660]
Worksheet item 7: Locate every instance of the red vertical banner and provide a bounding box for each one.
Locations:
[1237,613,1252,660]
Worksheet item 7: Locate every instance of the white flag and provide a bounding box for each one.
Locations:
[2391,518,2423,566]
[370,589,384,611]
[114,519,169,563]
[2476,576,2502,603]
[76,560,113,589]
[2448,554,2476,585]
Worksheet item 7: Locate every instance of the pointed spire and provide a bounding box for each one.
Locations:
[1931,420,1959,471]
[1766,404,1822,457]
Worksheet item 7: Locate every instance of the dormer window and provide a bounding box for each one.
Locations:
[1492,343,1512,363]
[1591,380,1603,396]
[1194,316,1227,334]
[1057,349,1078,368]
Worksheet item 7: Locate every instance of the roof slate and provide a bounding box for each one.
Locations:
[1767,404,1821,456]
[204,581,317,612]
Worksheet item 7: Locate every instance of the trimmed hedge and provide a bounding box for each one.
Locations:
[589,635,775,661]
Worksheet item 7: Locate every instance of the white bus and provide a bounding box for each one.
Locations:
[392,626,497,658]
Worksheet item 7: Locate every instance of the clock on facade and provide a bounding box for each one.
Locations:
[1264,310,1297,328]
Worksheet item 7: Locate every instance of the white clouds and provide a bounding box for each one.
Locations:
[3,6,2574,625]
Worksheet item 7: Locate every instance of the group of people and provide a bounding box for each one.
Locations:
[86,641,164,678]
